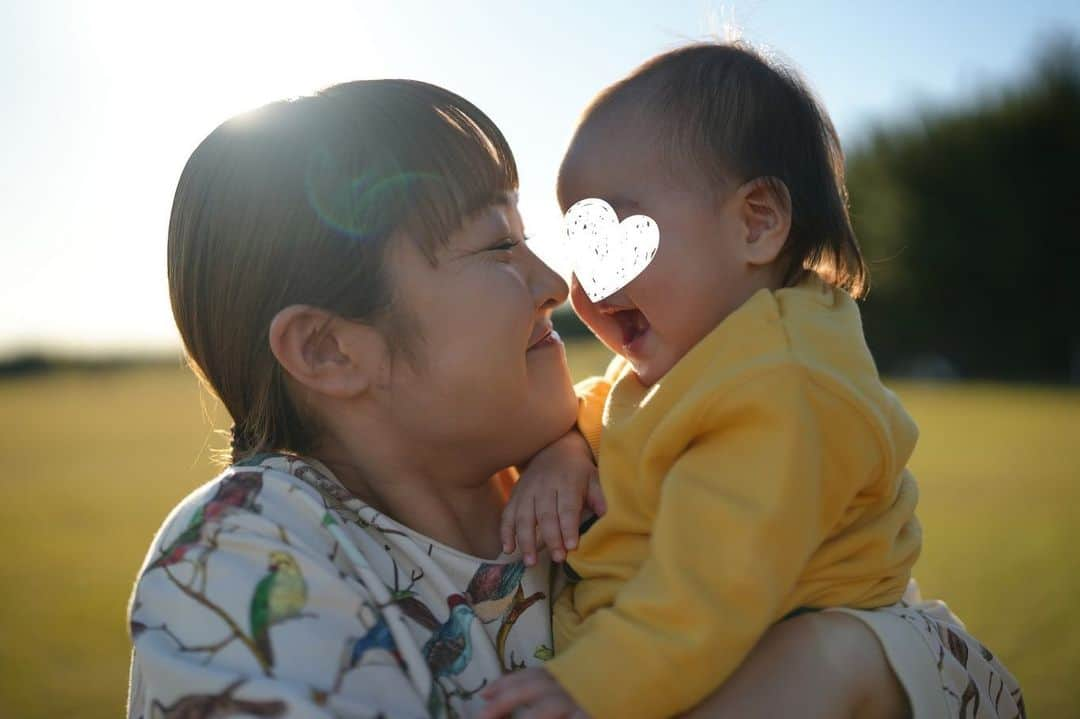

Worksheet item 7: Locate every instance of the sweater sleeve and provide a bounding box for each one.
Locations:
[573,354,627,458]
[574,377,609,459]
[546,366,887,718]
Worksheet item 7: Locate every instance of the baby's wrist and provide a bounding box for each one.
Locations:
[551,426,593,460]
[523,428,592,471]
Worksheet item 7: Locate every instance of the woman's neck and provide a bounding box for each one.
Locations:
[312,440,509,561]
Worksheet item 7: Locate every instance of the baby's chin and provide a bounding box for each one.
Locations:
[624,354,674,388]
[586,320,678,386]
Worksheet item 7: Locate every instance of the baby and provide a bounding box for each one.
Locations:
[482,42,921,718]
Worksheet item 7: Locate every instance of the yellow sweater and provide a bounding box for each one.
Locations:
[545,277,922,718]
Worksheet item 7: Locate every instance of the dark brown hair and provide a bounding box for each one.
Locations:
[168,80,518,464]
[580,42,867,297]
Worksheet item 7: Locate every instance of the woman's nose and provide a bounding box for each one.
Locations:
[523,242,569,312]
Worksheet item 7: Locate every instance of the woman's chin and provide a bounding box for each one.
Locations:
[523,372,578,445]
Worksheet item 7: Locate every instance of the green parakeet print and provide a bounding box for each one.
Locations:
[250,551,308,668]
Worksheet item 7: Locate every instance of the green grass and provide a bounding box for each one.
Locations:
[1,342,1077,717]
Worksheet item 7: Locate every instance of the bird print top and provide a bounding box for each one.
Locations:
[127,453,559,719]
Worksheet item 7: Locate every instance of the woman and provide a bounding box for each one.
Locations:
[128,79,1022,718]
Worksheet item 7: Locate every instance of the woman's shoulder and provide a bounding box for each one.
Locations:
[136,453,357,577]
[128,453,434,717]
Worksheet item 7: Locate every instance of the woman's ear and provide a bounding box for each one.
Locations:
[736,177,792,267]
[268,305,387,399]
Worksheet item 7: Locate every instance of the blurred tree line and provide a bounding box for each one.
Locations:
[553,36,1080,383]
[848,35,1079,383]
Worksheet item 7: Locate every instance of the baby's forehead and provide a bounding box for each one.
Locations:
[559,136,696,217]
[565,95,678,164]
[568,111,650,158]
[558,125,654,201]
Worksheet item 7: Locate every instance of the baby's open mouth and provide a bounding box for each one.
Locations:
[612,308,650,347]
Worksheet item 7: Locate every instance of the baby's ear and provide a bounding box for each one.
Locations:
[737,177,792,267]
[268,305,388,400]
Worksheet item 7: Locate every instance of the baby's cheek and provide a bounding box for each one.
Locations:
[569,282,615,344]
[568,276,590,310]
[569,280,600,326]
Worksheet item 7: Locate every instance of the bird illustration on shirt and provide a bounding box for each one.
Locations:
[149,678,286,718]
[464,561,526,623]
[202,471,264,519]
[143,519,204,575]
[345,614,400,668]
[250,551,308,668]
[422,594,476,680]
[143,472,265,575]
[333,605,407,694]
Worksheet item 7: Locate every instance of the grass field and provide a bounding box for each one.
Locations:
[1,340,1078,718]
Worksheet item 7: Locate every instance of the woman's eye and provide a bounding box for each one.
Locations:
[489,238,520,252]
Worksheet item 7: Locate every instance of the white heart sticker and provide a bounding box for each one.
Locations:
[563,198,660,302]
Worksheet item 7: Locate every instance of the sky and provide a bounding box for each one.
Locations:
[2,0,1078,356]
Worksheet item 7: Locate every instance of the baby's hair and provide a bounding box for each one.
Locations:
[168,80,517,465]
[579,42,867,297]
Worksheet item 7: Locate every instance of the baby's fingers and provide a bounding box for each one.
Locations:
[517,697,579,719]
[537,491,567,562]
[500,494,519,554]
[515,497,541,566]
[479,671,547,719]
[556,489,585,552]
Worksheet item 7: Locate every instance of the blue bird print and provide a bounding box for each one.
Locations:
[346,615,399,667]
[422,593,476,679]
[334,609,406,694]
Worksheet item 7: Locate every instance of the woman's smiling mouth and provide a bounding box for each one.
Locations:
[527,326,563,351]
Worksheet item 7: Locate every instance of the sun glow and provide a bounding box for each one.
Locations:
[77,1,385,129]
[1,1,391,354]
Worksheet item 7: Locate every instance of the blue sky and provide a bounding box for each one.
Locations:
[2,0,1078,355]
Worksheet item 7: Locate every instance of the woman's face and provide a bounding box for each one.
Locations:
[382,192,578,472]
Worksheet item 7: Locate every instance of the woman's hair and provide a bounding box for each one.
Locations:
[579,42,867,297]
[168,80,518,465]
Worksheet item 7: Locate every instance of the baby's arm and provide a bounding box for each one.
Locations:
[499,366,618,566]
[500,428,604,566]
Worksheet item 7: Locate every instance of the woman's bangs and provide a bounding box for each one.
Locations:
[302,81,518,256]
[400,100,519,255]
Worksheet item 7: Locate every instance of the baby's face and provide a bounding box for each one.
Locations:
[558,121,770,386]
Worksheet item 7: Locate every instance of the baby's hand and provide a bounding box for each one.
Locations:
[501,429,605,566]
[479,667,588,719]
